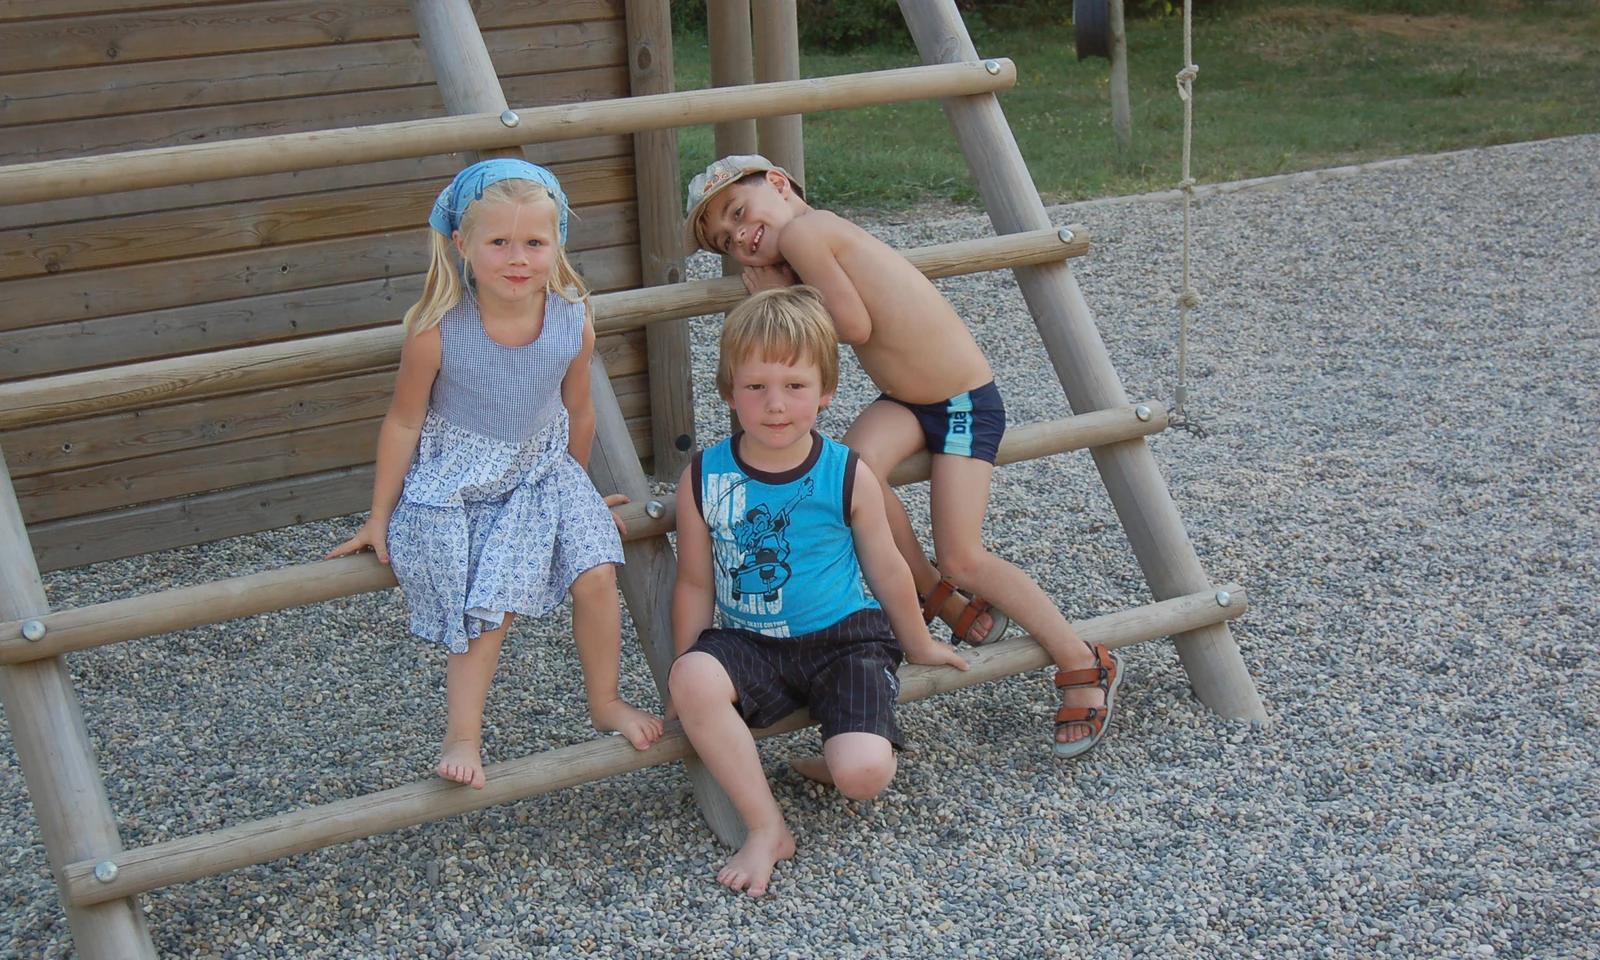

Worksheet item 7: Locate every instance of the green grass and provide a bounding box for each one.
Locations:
[674,2,1600,210]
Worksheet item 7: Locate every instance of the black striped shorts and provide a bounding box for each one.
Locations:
[685,608,904,749]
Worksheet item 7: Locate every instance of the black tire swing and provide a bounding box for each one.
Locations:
[1074,0,1111,61]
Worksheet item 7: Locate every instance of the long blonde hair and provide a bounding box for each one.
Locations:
[403,178,588,334]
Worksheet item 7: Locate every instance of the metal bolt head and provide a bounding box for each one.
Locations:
[499,109,520,128]
[1057,227,1076,244]
[1215,590,1233,608]
[984,59,1002,75]
[21,619,47,642]
[1135,405,1152,422]
[93,860,120,883]
[645,500,666,520]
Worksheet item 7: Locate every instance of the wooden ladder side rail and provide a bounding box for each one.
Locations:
[899,0,1267,722]
[0,401,1167,657]
[0,226,1089,432]
[0,461,160,957]
[0,59,1017,207]
[59,583,1247,908]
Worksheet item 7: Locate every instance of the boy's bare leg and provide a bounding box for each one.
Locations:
[843,401,999,637]
[669,652,797,897]
[441,613,511,789]
[790,732,896,801]
[570,563,663,751]
[927,455,1106,745]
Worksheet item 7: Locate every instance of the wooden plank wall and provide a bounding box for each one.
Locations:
[0,0,664,572]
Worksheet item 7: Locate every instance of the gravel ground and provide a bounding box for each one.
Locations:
[3,134,1597,958]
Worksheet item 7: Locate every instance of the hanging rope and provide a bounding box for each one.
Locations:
[1170,0,1206,439]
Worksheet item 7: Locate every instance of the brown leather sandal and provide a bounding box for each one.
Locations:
[1052,642,1122,759]
[919,576,1011,646]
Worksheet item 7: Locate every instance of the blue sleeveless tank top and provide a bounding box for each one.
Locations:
[429,289,585,442]
[695,432,879,637]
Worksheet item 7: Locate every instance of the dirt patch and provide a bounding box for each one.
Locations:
[1238,6,1595,64]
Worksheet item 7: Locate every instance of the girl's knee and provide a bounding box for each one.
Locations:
[570,563,617,600]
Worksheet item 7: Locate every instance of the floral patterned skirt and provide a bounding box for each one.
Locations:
[386,408,624,653]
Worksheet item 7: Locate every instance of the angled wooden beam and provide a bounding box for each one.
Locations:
[0,453,157,958]
[897,0,1265,721]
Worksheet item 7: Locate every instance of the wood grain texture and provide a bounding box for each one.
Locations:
[0,21,627,129]
[7,66,631,165]
[1,222,639,333]
[0,137,629,232]
[0,0,623,74]
[0,370,396,479]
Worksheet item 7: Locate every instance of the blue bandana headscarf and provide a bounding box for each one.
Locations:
[428,159,569,244]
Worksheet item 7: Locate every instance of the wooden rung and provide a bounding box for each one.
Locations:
[59,584,1246,907]
[0,59,1015,208]
[594,225,1090,335]
[0,402,1162,664]
[0,226,1088,431]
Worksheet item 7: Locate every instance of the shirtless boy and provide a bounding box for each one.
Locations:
[684,155,1122,759]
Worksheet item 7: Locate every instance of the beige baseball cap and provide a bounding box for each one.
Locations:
[682,154,805,255]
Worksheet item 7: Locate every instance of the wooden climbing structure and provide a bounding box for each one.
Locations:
[0,2,1264,955]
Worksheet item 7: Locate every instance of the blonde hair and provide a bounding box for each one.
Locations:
[403,178,588,334]
[717,286,839,401]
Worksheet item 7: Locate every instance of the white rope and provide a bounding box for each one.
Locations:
[1173,0,1201,424]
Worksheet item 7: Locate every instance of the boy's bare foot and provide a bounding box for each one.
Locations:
[439,737,486,789]
[591,698,665,751]
[717,825,796,897]
[788,755,834,786]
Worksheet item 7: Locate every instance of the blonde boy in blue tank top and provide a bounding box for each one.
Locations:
[669,287,969,898]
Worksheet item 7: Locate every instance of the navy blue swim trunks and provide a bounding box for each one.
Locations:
[876,380,1006,464]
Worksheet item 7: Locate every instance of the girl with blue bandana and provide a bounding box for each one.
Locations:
[330,159,663,789]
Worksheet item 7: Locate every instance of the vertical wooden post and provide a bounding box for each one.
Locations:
[707,0,758,159]
[627,0,695,478]
[896,0,1266,722]
[0,452,158,959]
[1109,0,1132,156]
[584,357,747,847]
[751,0,805,184]
[411,0,746,845]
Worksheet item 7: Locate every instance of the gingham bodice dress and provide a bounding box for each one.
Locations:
[385,291,624,653]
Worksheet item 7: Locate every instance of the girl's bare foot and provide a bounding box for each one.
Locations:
[717,824,796,897]
[789,756,834,786]
[439,737,486,789]
[591,698,665,751]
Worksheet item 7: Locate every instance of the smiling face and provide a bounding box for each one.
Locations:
[727,350,833,460]
[454,197,560,310]
[699,171,799,266]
